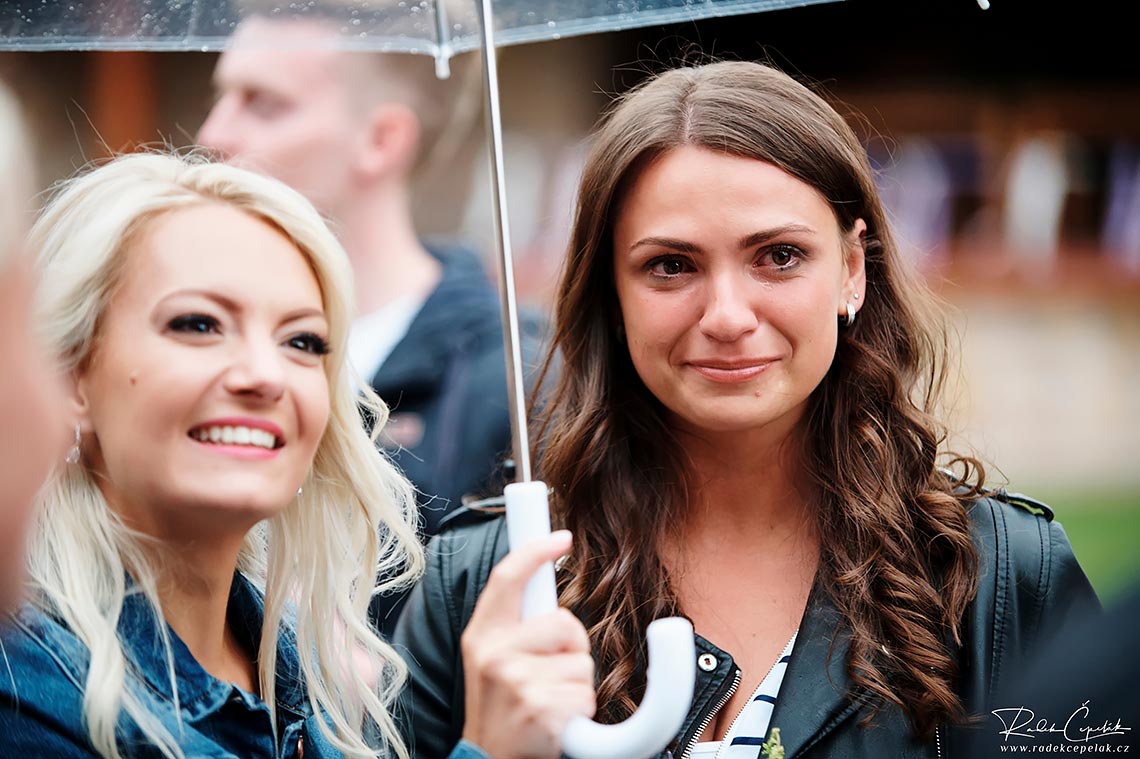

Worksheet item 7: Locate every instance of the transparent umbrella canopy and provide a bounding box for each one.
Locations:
[1,1,839,57]
[1,0,846,475]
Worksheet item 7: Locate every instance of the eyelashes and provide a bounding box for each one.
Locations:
[168,313,221,334]
[285,333,331,356]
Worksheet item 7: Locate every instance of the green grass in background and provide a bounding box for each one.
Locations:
[1033,488,1140,604]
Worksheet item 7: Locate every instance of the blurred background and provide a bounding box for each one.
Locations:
[2,0,1137,599]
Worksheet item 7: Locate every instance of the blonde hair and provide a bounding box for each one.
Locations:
[0,80,34,268]
[25,151,424,759]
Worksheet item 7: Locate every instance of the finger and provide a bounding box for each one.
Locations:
[493,609,591,655]
[520,681,598,723]
[470,530,572,625]
[509,652,595,685]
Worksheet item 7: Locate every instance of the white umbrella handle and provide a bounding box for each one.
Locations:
[505,482,697,759]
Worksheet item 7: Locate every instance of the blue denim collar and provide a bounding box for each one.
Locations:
[118,572,309,724]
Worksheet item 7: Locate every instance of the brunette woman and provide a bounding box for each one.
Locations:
[395,61,1098,759]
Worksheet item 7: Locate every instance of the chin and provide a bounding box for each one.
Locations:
[195,491,294,521]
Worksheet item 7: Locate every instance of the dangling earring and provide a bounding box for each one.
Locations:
[65,423,81,465]
[844,301,857,327]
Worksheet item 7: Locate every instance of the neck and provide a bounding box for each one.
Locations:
[674,417,815,545]
[334,181,442,316]
[152,534,259,694]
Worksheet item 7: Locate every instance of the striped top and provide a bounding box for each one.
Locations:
[691,631,798,759]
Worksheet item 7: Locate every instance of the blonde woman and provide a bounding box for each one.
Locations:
[0,152,594,759]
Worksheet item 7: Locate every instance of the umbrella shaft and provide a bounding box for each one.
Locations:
[477,0,532,484]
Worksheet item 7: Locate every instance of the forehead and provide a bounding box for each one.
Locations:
[118,204,323,308]
[216,18,348,90]
[619,146,838,233]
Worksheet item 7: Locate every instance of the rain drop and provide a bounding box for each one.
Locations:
[351,18,361,25]
[546,20,556,27]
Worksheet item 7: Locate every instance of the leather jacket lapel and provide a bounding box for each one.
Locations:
[767,587,867,757]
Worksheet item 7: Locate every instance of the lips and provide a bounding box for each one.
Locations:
[687,358,776,383]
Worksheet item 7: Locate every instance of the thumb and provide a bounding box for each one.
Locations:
[470,529,572,625]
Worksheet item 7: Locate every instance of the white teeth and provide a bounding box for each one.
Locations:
[191,425,279,450]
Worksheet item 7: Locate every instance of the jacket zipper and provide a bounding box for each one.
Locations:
[679,668,741,759]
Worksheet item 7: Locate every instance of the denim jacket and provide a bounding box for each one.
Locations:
[0,574,493,759]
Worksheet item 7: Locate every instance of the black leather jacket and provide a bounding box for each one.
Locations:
[393,492,1099,759]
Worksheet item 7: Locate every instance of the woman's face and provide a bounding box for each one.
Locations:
[73,203,331,542]
[612,145,865,441]
[0,256,67,612]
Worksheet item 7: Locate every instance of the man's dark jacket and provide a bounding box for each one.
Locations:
[392,492,1100,759]
[369,245,544,634]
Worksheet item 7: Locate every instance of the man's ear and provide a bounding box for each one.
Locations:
[357,103,421,180]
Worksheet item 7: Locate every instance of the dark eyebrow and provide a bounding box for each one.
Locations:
[629,237,703,255]
[630,224,820,256]
[738,224,818,249]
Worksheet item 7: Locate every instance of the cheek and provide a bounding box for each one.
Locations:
[295,372,331,452]
[622,292,692,352]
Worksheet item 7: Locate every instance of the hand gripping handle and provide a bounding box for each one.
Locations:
[505,481,697,759]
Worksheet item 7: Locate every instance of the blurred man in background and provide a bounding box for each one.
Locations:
[198,8,532,633]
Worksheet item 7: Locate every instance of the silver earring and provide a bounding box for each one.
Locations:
[853,293,860,300]
[845,301,857,326]
[296,486,303,497]
[65,423,81,465]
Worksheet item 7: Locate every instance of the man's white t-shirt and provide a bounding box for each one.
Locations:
[347,294,428,389]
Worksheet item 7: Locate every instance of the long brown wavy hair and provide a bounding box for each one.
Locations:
[533,61,984,740]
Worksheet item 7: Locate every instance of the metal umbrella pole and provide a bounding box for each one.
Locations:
[474,3,696,759]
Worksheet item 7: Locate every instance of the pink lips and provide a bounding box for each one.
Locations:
[688,359,776,383]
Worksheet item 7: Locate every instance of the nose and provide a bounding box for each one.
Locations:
[699,270,759,343]
[197,98,237,160]
[224,336,286,403]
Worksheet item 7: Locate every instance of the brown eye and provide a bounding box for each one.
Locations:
[763,244,804,270]
[648,256,693,278]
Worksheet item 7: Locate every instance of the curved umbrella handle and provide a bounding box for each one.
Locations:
[505,482,697,759]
